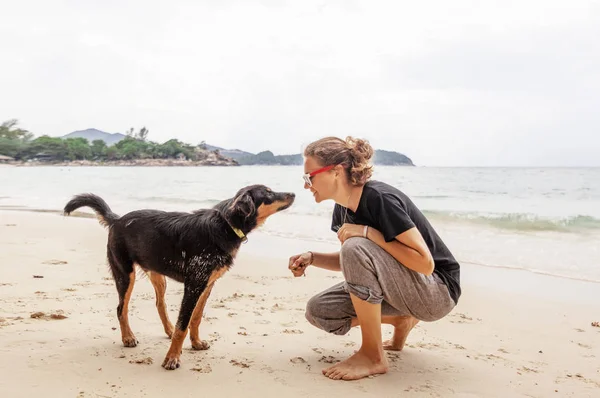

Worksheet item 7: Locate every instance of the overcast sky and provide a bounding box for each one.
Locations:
[1,0,599,166]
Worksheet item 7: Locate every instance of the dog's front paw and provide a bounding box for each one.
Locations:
[122,335,138,347]
[191,339,210,350]
[162,355,181,370]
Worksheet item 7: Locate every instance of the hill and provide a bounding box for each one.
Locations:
[61,129,126,146]
[203,144,254,160]
[57,129,414,166]
[237,151,302,165]
[372,150,414,166]
[237,149,414,166]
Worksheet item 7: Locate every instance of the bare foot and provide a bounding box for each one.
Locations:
[382,316,419,351]
[322,350,388,380]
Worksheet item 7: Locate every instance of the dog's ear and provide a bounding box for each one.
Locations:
[229,191,256,220]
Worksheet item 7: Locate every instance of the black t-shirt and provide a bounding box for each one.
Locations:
[331,180,461,304]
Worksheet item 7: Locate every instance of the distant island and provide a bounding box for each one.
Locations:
[0,120,415,167]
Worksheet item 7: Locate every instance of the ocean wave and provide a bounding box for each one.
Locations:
[129,196,222,206]
[423,211,600,233]
[412,195,457,199]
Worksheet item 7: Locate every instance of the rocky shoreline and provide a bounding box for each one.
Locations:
[9,156,239,167]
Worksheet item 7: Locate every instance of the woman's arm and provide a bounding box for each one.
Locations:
[309,251,341,272]
[336,224,434,276]
[288,251,341,276]
[367,227,435,276]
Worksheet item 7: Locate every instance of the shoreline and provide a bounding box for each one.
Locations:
[2,207,600,285]
[5,159,240,167]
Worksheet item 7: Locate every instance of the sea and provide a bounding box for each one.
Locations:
[1,166,599,282]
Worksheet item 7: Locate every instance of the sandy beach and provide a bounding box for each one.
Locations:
[1,210,599,397]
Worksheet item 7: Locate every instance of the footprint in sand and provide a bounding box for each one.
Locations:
[387,352,401,363]
[129,357,153,365]
[230,359,251,368]
[318,356,340,364]
[415,342,442,350]
[190,364,212,373]
[30,311,68,320]
[562,373,600,388]
[43,260,68,265]
[224,293,257,302]
[518,366,539,374]
[282,329,304,334]
[449,312,480,324]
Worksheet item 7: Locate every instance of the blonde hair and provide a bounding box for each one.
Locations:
[304,136,374,186]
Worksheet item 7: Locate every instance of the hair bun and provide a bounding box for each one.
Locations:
[345,136,374,163]
[345,136,374,185]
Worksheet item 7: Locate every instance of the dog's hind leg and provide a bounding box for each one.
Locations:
[189,283,215,350]
[149,272,174,339]
[162,278,208,370]
[108,252,138,347]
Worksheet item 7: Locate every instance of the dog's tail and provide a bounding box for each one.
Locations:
[64,193,119,227]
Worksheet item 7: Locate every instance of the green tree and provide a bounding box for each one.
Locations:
[91,139,107,159]
[114,136,150,159]
[106,146,119,160]
[0,119,33,141]
[157,139,195,160]
[0,119,33,158]
[27,136,68,160]
[137,127,149,141]
[0,137,25,158]
[65,137,92,160]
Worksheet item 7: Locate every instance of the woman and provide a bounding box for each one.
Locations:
[288,136,461,381]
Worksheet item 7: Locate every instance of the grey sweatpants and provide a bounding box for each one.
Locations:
[305,237,456,335]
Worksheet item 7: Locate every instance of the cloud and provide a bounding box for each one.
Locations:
[1,0,598,166]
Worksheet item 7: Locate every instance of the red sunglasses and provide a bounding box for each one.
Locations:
[303,165,335,187]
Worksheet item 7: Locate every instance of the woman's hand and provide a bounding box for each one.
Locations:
[337,223,367,244]
[288,252,313,277]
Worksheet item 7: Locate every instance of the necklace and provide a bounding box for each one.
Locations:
[342,192,351,225]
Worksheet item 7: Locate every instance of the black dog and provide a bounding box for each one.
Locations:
[64,185,295,370]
